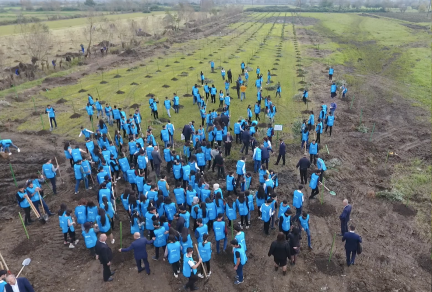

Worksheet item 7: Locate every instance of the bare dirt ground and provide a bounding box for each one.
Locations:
[0,13,431,292]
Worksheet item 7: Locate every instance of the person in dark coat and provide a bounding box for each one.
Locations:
[275,139,286,166]
[214,151,225,179]
[95,234,114,282]
[4,275,34,292]
[240,129,251,155]
[119,232,154,274]
[227,69,232,83]
[339,199,352,236]
[151,146,163,177]
[174,213,186,233]
[342,225,362,266]
[296,154,311,184]
[261,145,270,169]
[287,227,300,265]
[182,123,193,141]
[268,232,292,276]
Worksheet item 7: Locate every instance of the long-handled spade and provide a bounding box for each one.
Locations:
[16,258,31,277]
[38,193,49,223]
[320,182,336,196]
[54,157,65,184]
[0,252,9,273]
[194,244,209,284]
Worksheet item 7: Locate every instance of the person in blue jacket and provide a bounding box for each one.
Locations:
[198,233,212,276]
[164,235,182,278]
[299,211,312,249]
[82,222,97,257]
[182,247,204,290]
[309,139,318,165]
[45,105,57,130]
[231,239,247,285]
[330,81,337,98]
[316,154,327,182]
[213,213,227,254]
[302,89,308,104]
[325,112,335,136]
[309,171,320,200]
[210,60,215,72]
[328,66,334,80]
[86,103,95,122]
[153,221,169,260]
[292,185,304,221]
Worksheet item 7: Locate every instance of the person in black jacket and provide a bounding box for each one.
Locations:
[95,234,114,282]
[296,154,311,184]
[182,123,193,141]
[275,139,286,166]
[268,232,292,276]
[288,227,300,265]
[227,69,232,83]
[223,132,233,156]
[214,151,225,179]
[240,129,251,155]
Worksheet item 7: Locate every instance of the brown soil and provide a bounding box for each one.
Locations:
[171,78,178,81]
[392,203,417,217]
[183,94,192,97]
[56,98,67,104]
[100,81,108,84]
[78,89,87,93]
[145,75,152,78]
[116,90,125,94]
[162,84,170,88]
[130,103,141,109]
[146,93,154,97]
[70,113,81,119]
[314,255,344,276]
[308,202,336,217]
[130,82,139,85]
[113,75,121,78]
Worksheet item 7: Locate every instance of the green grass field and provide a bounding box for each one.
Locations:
[3,12,302,160]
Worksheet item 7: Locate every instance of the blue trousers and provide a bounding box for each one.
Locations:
[236,263,244,282]
[295,206,302,221]
[303,228,311,247]
[253,160,261,173]
[216,238,227,254]
[75,177,89,193]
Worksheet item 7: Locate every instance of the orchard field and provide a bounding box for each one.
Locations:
[0,11,430,292]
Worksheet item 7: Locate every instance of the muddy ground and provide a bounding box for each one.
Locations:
[0,13,431,292]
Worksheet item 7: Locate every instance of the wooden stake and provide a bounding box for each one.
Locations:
[19,212,30,239]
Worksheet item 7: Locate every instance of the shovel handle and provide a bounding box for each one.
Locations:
[16,265,25,277]
[194,244,208,277]
[320,183,331,192]
[0,252,9,271]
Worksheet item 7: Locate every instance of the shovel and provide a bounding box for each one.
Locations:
[320,183,336,196]
[38,193,49,223]
[16,258,31,277]
[194,244,209,284]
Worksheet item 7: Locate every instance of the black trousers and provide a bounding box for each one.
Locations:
[319,170,325,182]
[172,261,180,274]
[236,174,243,188]
[310,187,319,199]
[256,114,260,121]
[185,274,199,289]
[300,169,308,184]
[235,134,241,144]
[202,118,205,126]
[276,154,285,165]
[204,260,211,272]
[205,92,209,100]
[49,177,57,194]
[103,263,112,281]
[23,207,31,223]
[154,163,160,177]
[264,220,270,235]
[63,229,76,242]
[228,76,232,83]
[217,166,225,179]
[211,94,216,103]
[310,154,317,165]
[116,119,121,130]
[225,143,231,156]
[49,117,57,128]
[325,125,333,136]
[241,142,249,155]
[316,132,321,144]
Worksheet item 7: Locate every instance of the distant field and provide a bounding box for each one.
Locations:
[0,11,164,36]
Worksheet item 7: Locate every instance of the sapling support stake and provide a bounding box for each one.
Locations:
[328,232,336,262]
[385,149,390,164]
[9,163,17,187]
[72,100,76,113]
[320,178,324,205]
[120,221,123,248]
[350,95,355,109]
[19,212,29,239]
[31,96,37,111]
[359,109,363,125]
[325,145,329,154]
[96,87,101,99]
[40,114,45,129]
[369,123,375,141]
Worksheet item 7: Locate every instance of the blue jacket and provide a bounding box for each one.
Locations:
[342,232,362,252]
[340,204,352,223]
[121,237,154,259]
[4,278,34,292]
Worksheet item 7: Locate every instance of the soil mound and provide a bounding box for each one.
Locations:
[314,255,344,276]
[43,76,76,85]
[171,78,178,81]
[56,98,67,104]
[70,113,81,119]
[78,89,87,93]
[37,130,50,135]
[162,85,170,88]
[113,75,121,78]
[308,202,336,217]
[146,93,155,97]
[130,82,139,85]
[100,81,108,84]
[191,28,203,33]
[145,75,152,78]
[183,94,192,97]
[392,203,417,217]
[116,90,125,94]
[130,104,141,109]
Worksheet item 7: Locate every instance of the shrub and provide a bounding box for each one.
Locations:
[291,119,303,140]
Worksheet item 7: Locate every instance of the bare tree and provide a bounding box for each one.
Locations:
[83,10,97,57]
[15,19,52,66]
